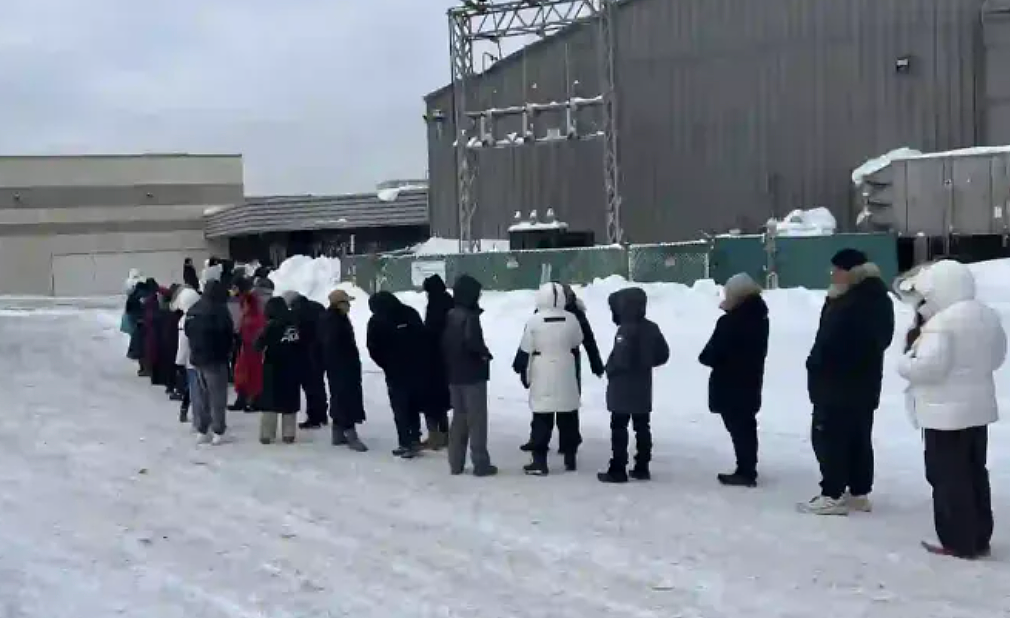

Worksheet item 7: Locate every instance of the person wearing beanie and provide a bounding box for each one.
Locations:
[799,248,894,515]
[699,273,769,487]
[321,289,368,451]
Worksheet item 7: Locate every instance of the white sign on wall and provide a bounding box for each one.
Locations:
[411,260,447,287]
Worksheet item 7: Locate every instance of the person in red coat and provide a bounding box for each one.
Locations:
[230,277,272,411]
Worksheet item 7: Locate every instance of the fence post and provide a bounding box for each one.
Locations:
[763,221,779,289]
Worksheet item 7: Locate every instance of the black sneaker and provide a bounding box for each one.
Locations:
[519,442,533,452]
[473,465,499,477]
[629,466,651,481]
[717,472,757,488]
[563,452,577,472]
[300,420,323,430]
[524,459,549,476]
[393,445,419,459]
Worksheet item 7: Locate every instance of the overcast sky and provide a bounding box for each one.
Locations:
[0,0,462,194]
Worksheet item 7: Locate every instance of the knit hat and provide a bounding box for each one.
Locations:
[830,248,868,271]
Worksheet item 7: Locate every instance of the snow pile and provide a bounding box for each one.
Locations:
[768,207,837,237]
[268,255,342,303]
[376,184,427,202]
[851,147,922,186]
[412,237,510,255]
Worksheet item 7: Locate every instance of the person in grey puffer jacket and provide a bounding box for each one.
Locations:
[442,274,497,477]
[598,286,669,484]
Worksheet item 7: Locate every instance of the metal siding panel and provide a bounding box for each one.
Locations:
[993,154,1010,232]
[951,156,994,232]
[905,158,949,234]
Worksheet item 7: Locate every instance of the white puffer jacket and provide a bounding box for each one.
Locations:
[173,287,202,368]
[897,260,1007,430]
[519,282,584,413]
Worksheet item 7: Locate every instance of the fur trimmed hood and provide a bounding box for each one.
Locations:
[827,262,882,299]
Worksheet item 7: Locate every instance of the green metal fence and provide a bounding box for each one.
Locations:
[337,233,897,294]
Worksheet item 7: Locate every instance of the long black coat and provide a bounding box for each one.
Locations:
[366,292,428,393]
[321,306,366,425]
[291,296,325,368]
[806,269,895,411]
[604,287,670,415]
[698,294,769,415]
[125,284,148,360]
[423,275,454,413]
[254,300,303,414]
[442,275,493,385]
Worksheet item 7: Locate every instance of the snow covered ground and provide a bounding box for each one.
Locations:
[2,263,1010,617]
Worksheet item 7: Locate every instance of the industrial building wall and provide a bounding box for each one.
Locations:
[0,155,242,295]
[426,0,986,243]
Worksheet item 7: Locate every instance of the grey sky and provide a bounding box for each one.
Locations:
[0,0,460,194]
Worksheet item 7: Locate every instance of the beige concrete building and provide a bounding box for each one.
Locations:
[0,154,241,296]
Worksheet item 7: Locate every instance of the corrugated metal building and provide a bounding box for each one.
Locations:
[204,188,430,263]
[0,154,240,296]
[425,0,1010,243]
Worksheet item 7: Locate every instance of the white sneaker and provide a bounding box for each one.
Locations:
[844,492,872,513]
[196,433,212,445]
[211,433,228,446]
[796,495,849,516]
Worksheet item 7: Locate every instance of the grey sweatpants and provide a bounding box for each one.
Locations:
[192,364,229,436]
[448,382,492,473]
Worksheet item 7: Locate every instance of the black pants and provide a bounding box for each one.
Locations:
[424,410,449,433]
[610,414,652,468]
[811,406,874,499]
[527,410,583,453]
[530,412,581,456]
[924,426,993,556]
[720,412,758,478]
[388,387,422,448]
[301,355,328,424]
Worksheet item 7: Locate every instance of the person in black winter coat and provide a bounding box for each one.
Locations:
[254,297,303,444]
[321,289,368,452]
[518,283,605,455]
[285,292,329,429]
[799,248,895,516]
[185,280,235,444]
[367,291,429,458]
[183,258,201,292]
[698,273,769,487]
[421,274,454,449]
[442,274,497,477]
[598,286,670,484]
[125,281,149,374]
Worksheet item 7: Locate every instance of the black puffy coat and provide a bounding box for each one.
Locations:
[366,291,428,392]
[806,265,895,411]
[185,280,235,368]
[604,287,670,415]
[254,298,303,414]
[291,296,325,367]
[442,275,493,385]
[698,294,769,415]
[321,306,366,425]
[423,275,454,413]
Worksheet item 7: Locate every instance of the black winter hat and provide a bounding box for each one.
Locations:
[831,248,868,271]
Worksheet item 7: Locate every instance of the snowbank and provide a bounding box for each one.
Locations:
[412,237,510,255]
[768,207,836,237]
[376,184,427,202]
[268,256,343,304]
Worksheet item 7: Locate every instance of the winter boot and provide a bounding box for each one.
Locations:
[344,428,369,452]
[227,396,247,412]
[629,464,651,481]
[393,444,419,459]
[717,471,755,487]
[331,425,348,446]
[921,540,980,560]
[178,402,189,423]
[597,464,629,484]
[473,464,499,477]
[524,453,549,476]
[563,451,577,472]
[796,495,849,516]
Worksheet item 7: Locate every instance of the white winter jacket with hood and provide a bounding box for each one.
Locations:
[173,287,202,368]
[519,282,584,413]
[897,260,1007,430]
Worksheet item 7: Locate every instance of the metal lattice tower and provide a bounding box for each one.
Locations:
[447,0,622,253]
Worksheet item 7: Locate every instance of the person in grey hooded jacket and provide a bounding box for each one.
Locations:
[598,287,669,484]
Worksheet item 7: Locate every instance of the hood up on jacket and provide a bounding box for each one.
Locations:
[203,280,229,305]
[914,259,976,319]
[452,274,482,310]
[721,273,763,311]
[608,287,648,325]
[423,274,448,295]
[265,296,290,321]
[368,291,404,318]
[534,282,566,311]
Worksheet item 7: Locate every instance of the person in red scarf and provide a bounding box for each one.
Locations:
[231,276,273,411]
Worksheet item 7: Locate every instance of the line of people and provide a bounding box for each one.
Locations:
[120,249,1007,559]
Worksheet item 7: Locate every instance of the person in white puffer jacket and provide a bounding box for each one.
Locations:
[897,259,1007,560]
[512,282,584,476]
[173,287,203,428]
